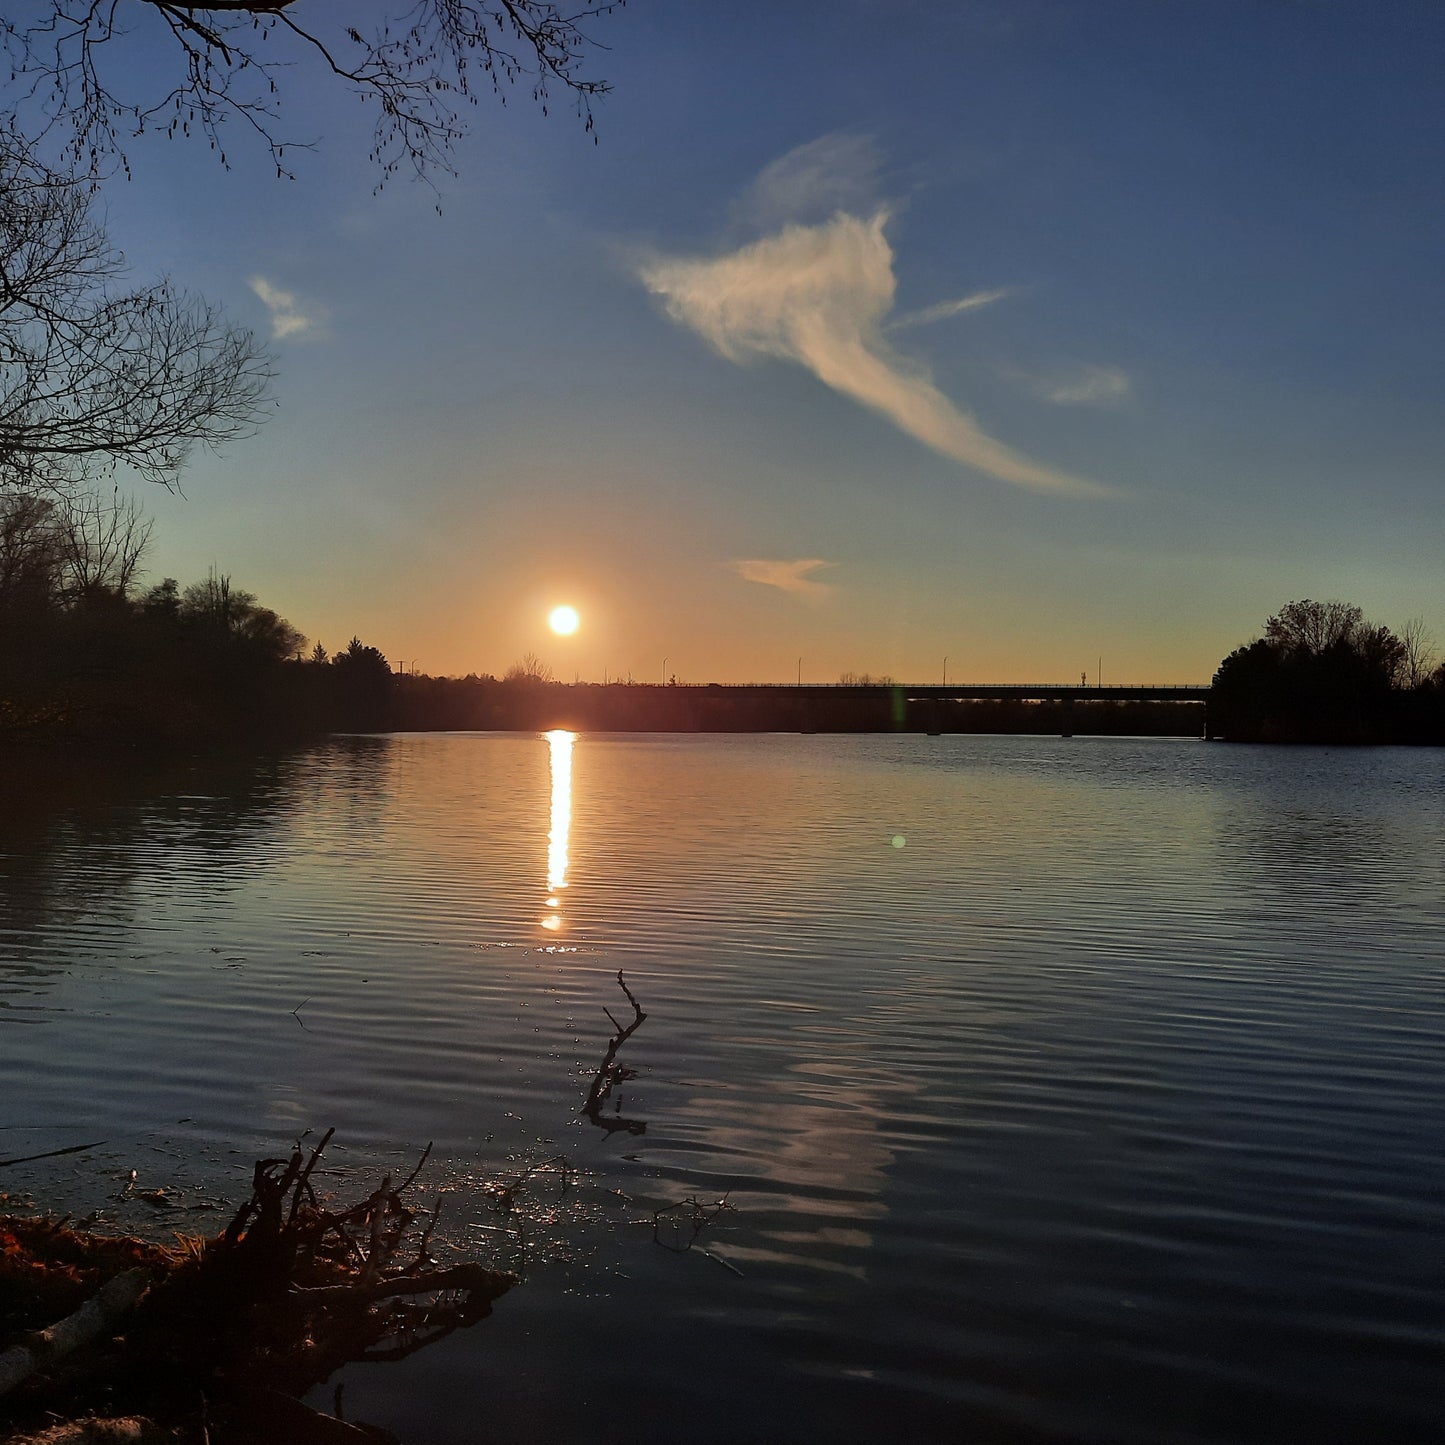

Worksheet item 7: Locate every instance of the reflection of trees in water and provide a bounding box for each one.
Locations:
[1225,809,1396,912]
[333,734,397,813]
[1207,753,1440,925]
[287,734,395,835]
[0,746,349,1005]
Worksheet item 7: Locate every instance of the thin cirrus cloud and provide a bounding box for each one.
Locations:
[638,210,1109,498]
[888,287,1013,331]
[737,132,882,229]
[732,558,836,598]
[247,275,318,339]
[1039,365,1133,406]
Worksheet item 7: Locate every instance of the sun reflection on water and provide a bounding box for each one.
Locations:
[543,729,574,930]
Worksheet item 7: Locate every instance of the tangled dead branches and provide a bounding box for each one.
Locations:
[0,1129,515,1443]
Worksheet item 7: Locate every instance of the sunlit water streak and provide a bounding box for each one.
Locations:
[1,734,1444,1443]
[542,728,572,931]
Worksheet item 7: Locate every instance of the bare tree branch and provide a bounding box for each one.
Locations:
[1399,616,1437,691]
[51,489,153,597]
[0,486,152,604]
[1,1,627,185]
[0,131,272,493]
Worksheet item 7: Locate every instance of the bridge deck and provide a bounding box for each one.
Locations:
[676,683,1211,702]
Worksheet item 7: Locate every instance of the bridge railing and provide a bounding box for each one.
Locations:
[606,680,1212,691]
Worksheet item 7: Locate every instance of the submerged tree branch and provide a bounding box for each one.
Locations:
[581,969,648,1136]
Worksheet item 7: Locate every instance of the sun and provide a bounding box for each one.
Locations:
[548,605,580,636]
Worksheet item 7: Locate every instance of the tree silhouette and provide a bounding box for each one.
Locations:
[140,576,181,621]
[1399,617,1437,691]
[0,488,152,608]
[0,491,61,613]
[504,651,552,683]
[1214,599,1416,743]
[0,134,270,495]
[1262,599,1367,656]
[51,492,153,601]
[181,571,305,660]
[330,636,394,729]
[334,636,392,675]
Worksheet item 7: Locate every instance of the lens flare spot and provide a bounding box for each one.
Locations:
[891,834,906,849]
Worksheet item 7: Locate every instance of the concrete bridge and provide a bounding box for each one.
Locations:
[869,682,1212,735]
[706,682,1211,702]
[492,679,1214,735]
[664,681,1215,736]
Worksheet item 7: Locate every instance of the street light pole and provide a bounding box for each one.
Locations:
[662,656,668,685]
[943,656,948,686]
[797,657,802,686]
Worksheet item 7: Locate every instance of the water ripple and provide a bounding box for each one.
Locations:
[2,734,1444,1442]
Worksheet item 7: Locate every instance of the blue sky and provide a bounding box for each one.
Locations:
[81,1,1445,682]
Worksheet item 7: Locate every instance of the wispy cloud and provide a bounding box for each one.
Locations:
[248,275,319,340]
[889,287,1013,331]
[738,133,882,229]
[732,558,836,598]
[1038,365,1132,406]
[639,211,1106,497]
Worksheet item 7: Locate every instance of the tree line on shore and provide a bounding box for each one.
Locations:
[1211,600,1445,744]
[3,503,1441,748]
[0,490,392,745]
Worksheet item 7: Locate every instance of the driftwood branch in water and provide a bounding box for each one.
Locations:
[0,1140,107,1169]
[653,1194,736,1259]
[4,1417,169,1444]
[0,1267,152,1396]
[288,1261,509,1309]
[581,971,649,1136]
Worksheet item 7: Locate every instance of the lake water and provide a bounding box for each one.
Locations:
[2,733,1443,1443]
